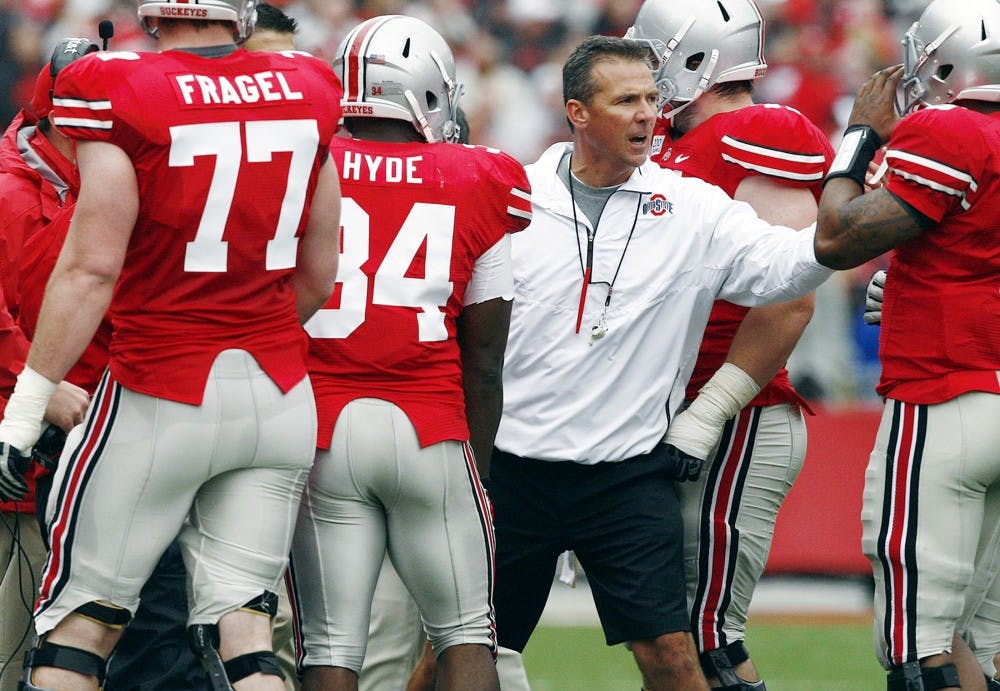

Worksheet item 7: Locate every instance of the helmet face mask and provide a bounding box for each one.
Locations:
[136,0,260,43]
[625,0,766,118]
[334,15,464,143]
[897,0,1000,115]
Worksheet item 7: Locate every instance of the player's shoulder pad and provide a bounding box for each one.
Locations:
[897,104,976,132]
[711,104,831,183]
[265,50,342,88]
[890,105,983,169]
[717,103,830,154]
[266,49,332,74]
[55,50,133,92]
[464,144,528,185]
[462,144,532,232]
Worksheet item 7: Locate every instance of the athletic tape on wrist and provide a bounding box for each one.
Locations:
[825,125,883,188]
[0,366,58,453]
[696,363,761,423]
[664,363,760,459]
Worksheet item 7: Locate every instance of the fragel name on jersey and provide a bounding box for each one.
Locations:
[174,71,304,106]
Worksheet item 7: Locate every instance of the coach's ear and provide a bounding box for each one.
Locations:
[565,99,588,132]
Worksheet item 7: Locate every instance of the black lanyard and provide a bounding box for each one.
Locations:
[567,156,643,336]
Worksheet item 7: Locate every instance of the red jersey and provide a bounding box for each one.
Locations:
[307,139,532,449]
[652,104,833,406]
[878,105,1000,403]
[50,48,342,404]
[18,205,110,395]
[0,110,79,321]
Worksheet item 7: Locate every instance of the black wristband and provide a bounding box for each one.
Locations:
[824,125,883,188]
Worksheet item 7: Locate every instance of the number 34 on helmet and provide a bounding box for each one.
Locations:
[333,15,465,144]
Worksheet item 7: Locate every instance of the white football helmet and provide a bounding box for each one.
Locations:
[137,0,259,43]
[625,0,767,118]
[897,0,1000,114]
[334,15,463,143]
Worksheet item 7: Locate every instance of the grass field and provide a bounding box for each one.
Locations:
[522,618,886,690]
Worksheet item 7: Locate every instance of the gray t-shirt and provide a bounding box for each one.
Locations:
[557,150,621,229]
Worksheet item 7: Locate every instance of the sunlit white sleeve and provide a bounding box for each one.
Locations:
[462,234,513,306]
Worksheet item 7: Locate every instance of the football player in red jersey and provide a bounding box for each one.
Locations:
[0,1,343,689]
[285,14,531,691]
[624,1,833,688]
[815,1,1000,689]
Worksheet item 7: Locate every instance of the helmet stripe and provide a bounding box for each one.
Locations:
[344,16,393,103]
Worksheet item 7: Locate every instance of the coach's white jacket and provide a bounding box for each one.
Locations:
[495,142,833,464]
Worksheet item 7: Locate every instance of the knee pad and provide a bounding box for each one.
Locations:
[18,601,126,691]
[886,661,959,691]
[223,651,285,684]
[19,636,108,690]
[189,624,237,691]
[700,641,767,690]
[188,592,286,691]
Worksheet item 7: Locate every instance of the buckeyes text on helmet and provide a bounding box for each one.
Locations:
[625,0,767,118]
[897,0,1000,114]
[136,0,259,43]
[333,15,464,144]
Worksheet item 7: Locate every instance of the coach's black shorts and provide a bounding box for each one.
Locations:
[491,445,689,650]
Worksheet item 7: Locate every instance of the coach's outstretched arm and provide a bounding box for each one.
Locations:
[814,65,930,270]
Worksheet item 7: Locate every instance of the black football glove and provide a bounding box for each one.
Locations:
[663,443,703,482]
[0,441,32,502]
[32,425,68,472]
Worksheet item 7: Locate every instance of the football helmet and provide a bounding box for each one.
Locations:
[334,15,464,143]
[137,0,259,43]
[897,0,1000,114]
[625,0,767,118]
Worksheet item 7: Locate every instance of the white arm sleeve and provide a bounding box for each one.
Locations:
[462,234,513,306]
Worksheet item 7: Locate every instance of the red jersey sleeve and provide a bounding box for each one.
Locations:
[659,104,833,199]
[884,106,982,223]
[50,51,125,145]
[472,146,532,245]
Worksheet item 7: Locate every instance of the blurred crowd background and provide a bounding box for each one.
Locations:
[0,0,935,403]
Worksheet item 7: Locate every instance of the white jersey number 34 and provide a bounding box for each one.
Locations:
[305,198,456,342]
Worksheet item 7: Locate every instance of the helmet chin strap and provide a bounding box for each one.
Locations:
[661,16,695,65]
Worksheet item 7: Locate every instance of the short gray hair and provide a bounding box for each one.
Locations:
[563,35,653,106]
